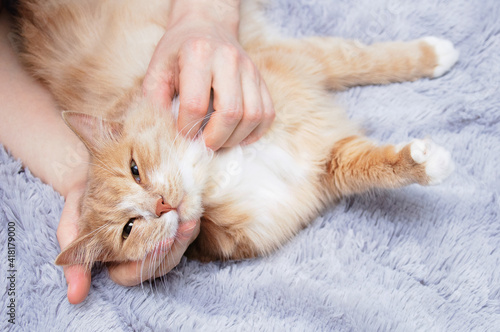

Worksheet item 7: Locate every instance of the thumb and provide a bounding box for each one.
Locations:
[57,189,91,304]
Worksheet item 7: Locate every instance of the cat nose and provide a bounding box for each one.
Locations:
[155,197,175,217]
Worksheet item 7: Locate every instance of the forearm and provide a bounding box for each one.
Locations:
[0,11,88,197]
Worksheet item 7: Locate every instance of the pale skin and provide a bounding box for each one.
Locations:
[0,0,274,303]
[143,0,275,150]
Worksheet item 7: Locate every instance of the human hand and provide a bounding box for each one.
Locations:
[142,0,275,151]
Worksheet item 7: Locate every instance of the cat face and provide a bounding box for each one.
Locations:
[55,98,212,267]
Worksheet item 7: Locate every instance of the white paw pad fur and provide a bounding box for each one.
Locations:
[410,139,454,185]
[422,36,459,78]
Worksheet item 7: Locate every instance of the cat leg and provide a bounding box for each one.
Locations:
[300,36,459,89]
[327,136,454,195]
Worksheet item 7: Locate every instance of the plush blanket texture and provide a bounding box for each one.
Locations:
[1,0,499,330]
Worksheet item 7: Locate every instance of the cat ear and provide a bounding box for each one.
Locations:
[55,231,108,267]
[62,111,123,153]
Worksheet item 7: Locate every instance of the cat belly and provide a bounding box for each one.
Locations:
[203,141,326,256]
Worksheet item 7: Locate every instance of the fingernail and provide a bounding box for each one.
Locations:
[177,220,197,238]
[179,227,194,238]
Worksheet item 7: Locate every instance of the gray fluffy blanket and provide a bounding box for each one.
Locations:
[1,0,499,330]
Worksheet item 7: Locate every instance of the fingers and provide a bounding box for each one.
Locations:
[202,46,243,150]
[175,218,200,244]
[108,238,174,287]
[142,67,174,107]
[64,265,91,304]
[221,64,265,148]
[241,80,275,146]
[177,40,213,139]
[57,188,91,304]
[154,219,200,278]
[143,28,276,150]
[201,48,276,150]
[142,35,176,108]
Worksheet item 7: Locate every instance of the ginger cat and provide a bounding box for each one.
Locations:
[12,0,457,268]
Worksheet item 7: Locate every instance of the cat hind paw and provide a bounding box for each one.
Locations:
[410,139,455,185]
[421,36,459,78]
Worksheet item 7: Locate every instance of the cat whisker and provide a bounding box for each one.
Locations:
[144,233,157,287]
[139,255,151,294]
[166,108,246,189]
[165,112,210,173]
[170,110,212,146]
[168,111,222,185]
[167,106,231,160]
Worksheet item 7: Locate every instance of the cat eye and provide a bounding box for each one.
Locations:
[130,159,140,183]
[122,218,135,240]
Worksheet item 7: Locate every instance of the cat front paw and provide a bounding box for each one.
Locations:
[421,36,459,78]
[410,139,455,185]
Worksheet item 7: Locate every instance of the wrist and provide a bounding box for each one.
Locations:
[54,141,90,197]
[58,160,89,199]
[168,0,240,36]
